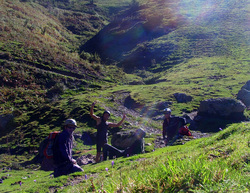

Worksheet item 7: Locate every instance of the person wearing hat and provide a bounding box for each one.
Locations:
[162,108,186,145]
[53,119,83,177]
[90,101,126,162]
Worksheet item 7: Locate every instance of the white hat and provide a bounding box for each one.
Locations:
[163,108,171,114]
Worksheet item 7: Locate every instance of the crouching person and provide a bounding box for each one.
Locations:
[162,108,186,146]
[103,128,146,160]
[53,119,83,177]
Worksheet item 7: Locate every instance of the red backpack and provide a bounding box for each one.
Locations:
[43,131,61,159]
[179,125,192,136]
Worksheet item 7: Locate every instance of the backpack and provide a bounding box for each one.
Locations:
[179,125,192,136]
[43,131,61,159]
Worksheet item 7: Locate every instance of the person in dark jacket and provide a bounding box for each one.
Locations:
[53,119,83,177]
[90,101,126,162]
[162,108,186,145]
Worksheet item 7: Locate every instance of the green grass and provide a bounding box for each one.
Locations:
[0,122,248,192]
[0,1,249,191]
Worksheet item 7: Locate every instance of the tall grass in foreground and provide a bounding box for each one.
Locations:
[72,122,249,192]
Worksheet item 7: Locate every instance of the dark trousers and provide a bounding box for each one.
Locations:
[103,144,124,160]
[54,162,83,177]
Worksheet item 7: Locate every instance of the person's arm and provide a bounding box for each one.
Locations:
[108,114,126,128]
[90,101,100,121]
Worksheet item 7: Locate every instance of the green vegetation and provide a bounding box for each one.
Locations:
[0,0,249,191]
[0,122,249,192]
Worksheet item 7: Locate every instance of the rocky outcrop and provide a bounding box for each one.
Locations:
[189,98,247,132]
[198,98,246,118]
[237,80,250,109]
[124,95,144,110]
[174,93,192,103]
[111,129,146,150]
[0,114,14,136]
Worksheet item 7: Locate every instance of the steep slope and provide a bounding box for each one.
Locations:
[0,0,249,156]
[0,0,125,149]
[81,0,250,73]
[0,0,137,154]
[0,0,121,115]
[0,0,102,74]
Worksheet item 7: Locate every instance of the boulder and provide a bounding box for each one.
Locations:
[189,98,247,132]
[237,80,250,109]
[81,132,95,145]
[174,93,193,103]
[124,95,144,110]
[0,114,14,135]
[0,52,11,60]
[198,98,246,118]
[111,128,146,151]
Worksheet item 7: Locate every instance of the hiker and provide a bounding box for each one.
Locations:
[90,101,126,162]
[103,128,146,160]
[53,119,83,177]
[162,108,186,145]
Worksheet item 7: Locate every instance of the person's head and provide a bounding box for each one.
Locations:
[163,108,171,118]
[102,110,111,121]
[64,119,77,135]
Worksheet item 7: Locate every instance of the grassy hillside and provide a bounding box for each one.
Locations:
[0,0,249,192]
[0,122,249,192]
[0,0,249,155]
[0,0,128,152]
[82,0,249,73]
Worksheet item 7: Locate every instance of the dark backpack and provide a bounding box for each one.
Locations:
[43,131,61,159]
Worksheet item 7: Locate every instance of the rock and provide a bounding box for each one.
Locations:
[198,98,246,118]
[111,128,146,150]
[124,95,144,109]
[174,93,192,103]
[155,101,173,110]
[76,154,95,166]
[237,80,250,109]
[189,98,247,132]
[0,114,14,134]
[0,52,11,60]
[81,132,95,145]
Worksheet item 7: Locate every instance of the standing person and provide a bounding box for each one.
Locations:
[53,119,83,177]
[162,108,186,146]
[90,101,126,162]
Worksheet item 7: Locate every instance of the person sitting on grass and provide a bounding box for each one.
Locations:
[53,119,83,177]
